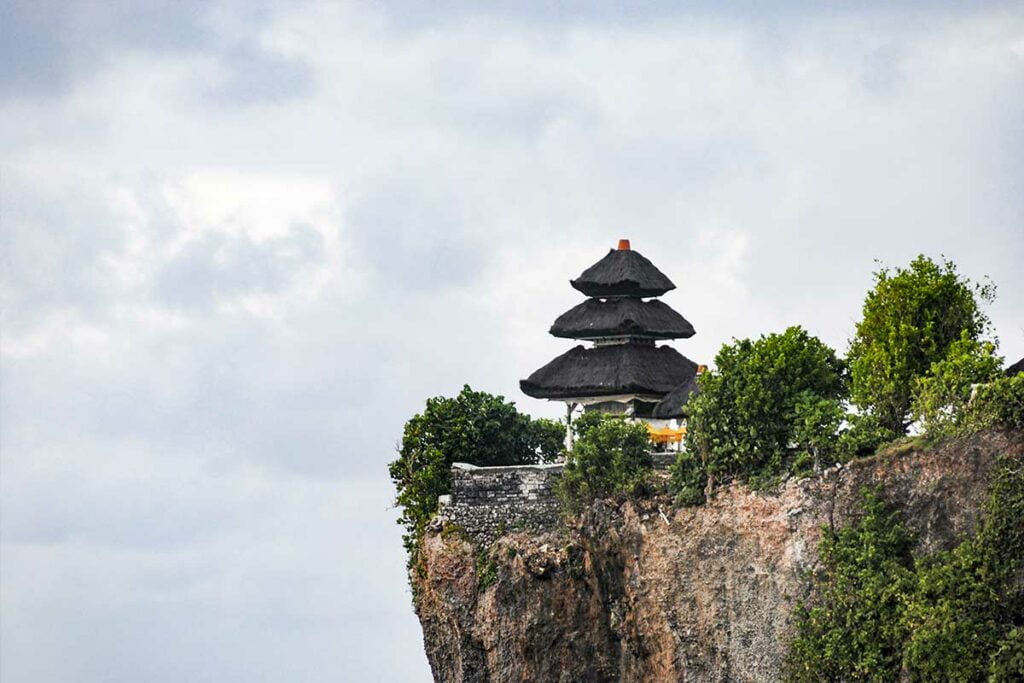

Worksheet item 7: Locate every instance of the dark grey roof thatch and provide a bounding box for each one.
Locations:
[571,248,676,298]
[520,343,698,400]
[550,298,695,340]
[1007,357,1024,376]
[652,375,700,419]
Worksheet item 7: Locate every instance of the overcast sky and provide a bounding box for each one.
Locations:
[1,1,1022,681]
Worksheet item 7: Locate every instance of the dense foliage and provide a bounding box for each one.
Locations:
[676,326,847,498]
[847,255,995,439]
[389,385,563,559]
[902,452,1024,681]
[786,488,914,682]
[968,374,1024,433]
[556,412,652,513]
[786,454,1024,682]
[912,332,1003,439]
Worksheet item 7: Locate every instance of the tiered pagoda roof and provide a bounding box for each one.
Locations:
[570,247,676,298]
[521,239,700,408]
[550,298,695,340]
[520,344,697,400]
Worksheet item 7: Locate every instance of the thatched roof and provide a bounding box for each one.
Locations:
[520,343,698,400]
[651,375,700,419]
[550,298,695,340]
[570,248,676,298]
[1007,357,1024,376]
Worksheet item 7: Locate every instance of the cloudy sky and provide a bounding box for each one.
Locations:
[1,1,1022,681]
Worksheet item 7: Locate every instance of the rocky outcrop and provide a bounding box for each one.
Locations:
[412,429,1023,682]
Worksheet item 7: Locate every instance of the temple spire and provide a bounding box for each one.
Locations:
[521,240,699,419]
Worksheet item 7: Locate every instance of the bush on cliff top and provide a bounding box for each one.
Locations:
[966,373,1024,434]
[389,385,563,561]
[847,255,995,440]
[556,412,652,514]
[674,326,848,500]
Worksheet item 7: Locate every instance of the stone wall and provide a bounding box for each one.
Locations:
[441,453,677,545]
[442,462,564,545]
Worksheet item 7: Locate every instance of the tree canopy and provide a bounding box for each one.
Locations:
[681,326,848,492]
[389,385,563,559]
[848,255,995,437]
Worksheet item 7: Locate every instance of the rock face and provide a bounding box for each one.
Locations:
[412,429,1023,682]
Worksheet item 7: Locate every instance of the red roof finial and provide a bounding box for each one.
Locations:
[617,239,631,250]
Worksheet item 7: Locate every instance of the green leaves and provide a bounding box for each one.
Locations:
[989,628,1024,681]
[848,255,995,437]
[679,326,848,495]
[787,488,915,682]
[556,413,652,513]
[389,385,564,563]
[787,456,1024,682]
[968,374,1024,434]
[901,453,1024,681]
[912,332,1003,439]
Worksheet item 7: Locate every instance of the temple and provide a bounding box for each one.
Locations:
[520,239,701,430]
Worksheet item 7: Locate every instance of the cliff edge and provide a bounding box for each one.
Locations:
[412,429,1023,682]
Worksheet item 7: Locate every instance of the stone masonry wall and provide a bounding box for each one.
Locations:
[443,463,564,545]
[441,453,678,545]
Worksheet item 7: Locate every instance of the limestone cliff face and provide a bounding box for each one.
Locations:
[412,429,1023,683]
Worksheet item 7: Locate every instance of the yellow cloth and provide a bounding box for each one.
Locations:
[646,424,686,443]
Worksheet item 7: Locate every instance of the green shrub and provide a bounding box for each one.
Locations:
[476,548,499,590]
[902,452,1024,680]
[967,374,1024,433]
[557,412,652,513]
[681,326,847,493]
[912,332,1002,439]
[792,392,848,475]
[989,628,1024,681]
[786,453,1024,682]
[668,448,707,507]
[389,385,564,562]
[786,488,914,682]
[848,255,995,438]
[836,411,894,457]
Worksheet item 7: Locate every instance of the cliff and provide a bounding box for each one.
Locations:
[412,429,1023,682]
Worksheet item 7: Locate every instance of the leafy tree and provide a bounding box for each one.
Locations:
[682,326,847,491]
[557,412,652,513]
[786,488,915,682]
[669,448,707,507]
[912,331,1002,439]
[835,411,894,458]
[848,255,995,438]
[389,385,563,559]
